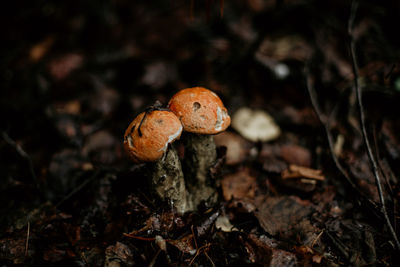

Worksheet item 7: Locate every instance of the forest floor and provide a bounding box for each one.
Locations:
[1,0,400,266]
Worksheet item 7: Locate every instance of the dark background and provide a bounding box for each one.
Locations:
[1,0,400,265]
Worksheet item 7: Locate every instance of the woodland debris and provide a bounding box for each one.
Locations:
[282,164,325,181]
[280,144,312,167]
[215,215,239,232]
[254,196,314,238]
[221,169,257,201]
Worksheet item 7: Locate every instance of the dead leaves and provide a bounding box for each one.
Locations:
[221,168,257,201]
[245,234,297,266]
[254,196,314,237]
[167,234,196,254]
[282,165,325,182]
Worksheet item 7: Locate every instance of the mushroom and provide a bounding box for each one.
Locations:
[168,87,231,209]
[123,103,190,213]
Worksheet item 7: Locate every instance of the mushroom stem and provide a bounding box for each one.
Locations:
[183,133,218,209]
[149,145,190,214]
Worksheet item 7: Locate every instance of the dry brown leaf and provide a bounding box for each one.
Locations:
[282,164,325,181]
[255,196,313,237]
[167,234,196,254]
[221,169,257,201]
[245,234,297,265]
[280,144,311,167]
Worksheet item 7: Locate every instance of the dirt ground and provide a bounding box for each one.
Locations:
[1,0,400,266]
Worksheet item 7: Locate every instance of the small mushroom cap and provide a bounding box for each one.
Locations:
[168,87,231,134]
[124,110,183,163]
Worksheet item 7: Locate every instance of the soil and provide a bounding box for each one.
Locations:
[1,0,400,266]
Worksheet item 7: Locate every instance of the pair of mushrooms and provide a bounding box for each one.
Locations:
[123,87,230,214]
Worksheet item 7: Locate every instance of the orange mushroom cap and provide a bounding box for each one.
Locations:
[124,110,183,163]
[168,87,231,134]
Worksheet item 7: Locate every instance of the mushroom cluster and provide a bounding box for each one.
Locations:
[123,87,230,213]
[168,87,231,208]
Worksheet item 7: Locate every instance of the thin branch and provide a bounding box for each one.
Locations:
[325,231,350,260]
[2,131,42,194]
[204,250,216,267]
[148,249,162,267]
[25,221,30,257]
[348,0,400,250]
[305,66,378,212]
[372,127,395,200]
[55,170,99,208]
[123,233,155,241]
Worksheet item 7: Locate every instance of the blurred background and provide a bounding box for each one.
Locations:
[1,0,400,265]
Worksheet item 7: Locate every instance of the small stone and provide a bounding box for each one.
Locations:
[232,107,280,142]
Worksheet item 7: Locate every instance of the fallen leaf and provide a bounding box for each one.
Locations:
[0,237,29,264]
[221,169,257,201]
[280,144,312,167]
[167,234,196,254]
[282,165,325,181]
[245,234,297,266]
[105,242,135,266]
[254,196,313,237]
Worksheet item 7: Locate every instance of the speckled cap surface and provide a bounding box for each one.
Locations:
[124,110,182,162]
[168,87,230,134]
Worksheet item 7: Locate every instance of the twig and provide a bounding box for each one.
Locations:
[189,243,211,266]
[204,250,216,267]
[325,231,349,260]
[123,233,156,241]
[2,131,42,193]
[191,225,198,250]
[148,249,161,267]
[372,127,395,200]
[311,230,324,248]
[348,0,400,250]
[25,221,30,257]
[55,170,99,208]
[305,66,378,211]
